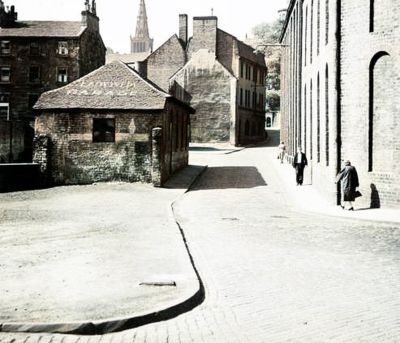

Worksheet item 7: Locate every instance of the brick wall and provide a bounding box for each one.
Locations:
[340,0,400,207]
[34,106,190,186]
[281,0,399,208]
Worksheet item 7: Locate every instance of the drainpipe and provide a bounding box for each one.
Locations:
[335,0,342,205]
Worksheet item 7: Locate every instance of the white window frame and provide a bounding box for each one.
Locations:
[57,41,68,55]
[57,68,68,83]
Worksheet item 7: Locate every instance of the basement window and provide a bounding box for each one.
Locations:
[93,118,115,143]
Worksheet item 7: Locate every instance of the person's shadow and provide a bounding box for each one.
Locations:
[370,183,380,208]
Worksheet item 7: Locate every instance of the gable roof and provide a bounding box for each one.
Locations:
[34,61,174,110]
[0,21,85,38]
[218,29,266,66]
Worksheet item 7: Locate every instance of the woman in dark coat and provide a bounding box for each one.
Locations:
[336,160,359,210]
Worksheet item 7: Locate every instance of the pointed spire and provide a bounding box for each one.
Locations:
[134,0,150,38]
[130,0,153,53]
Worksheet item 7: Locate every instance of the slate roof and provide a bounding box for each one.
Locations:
[34,61,189,111]
[0,21,85,37]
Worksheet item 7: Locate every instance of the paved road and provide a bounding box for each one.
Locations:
[1,145,400,342]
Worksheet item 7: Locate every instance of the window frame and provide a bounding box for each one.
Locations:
[92,118,116,143]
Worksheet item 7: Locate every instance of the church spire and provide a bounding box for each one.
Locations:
[135,0,149,38]
[130,0,153,53]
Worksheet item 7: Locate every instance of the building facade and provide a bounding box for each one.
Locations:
[280,0,400,208]
[0,0,105,162]
[33,61,194,187]
[142,15,267,146]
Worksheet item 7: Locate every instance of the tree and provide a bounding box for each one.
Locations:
[252,18,284,113]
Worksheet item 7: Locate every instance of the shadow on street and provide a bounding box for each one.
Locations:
[191,166,267,190]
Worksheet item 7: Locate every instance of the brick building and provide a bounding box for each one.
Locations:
[33,61,194,186]
[0,0,105,161]
[280,0,400,208]
[142,15,267,145]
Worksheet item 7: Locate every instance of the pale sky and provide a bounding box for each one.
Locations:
[9,0,289,53]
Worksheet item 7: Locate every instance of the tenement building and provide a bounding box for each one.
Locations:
[141,15,267,145]
[280,0,400,208]
[33,61,194,187]
[0,0,105,161]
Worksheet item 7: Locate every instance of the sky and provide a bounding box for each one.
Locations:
[9,0,289,53]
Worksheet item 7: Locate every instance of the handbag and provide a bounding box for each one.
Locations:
[355,190,362,198]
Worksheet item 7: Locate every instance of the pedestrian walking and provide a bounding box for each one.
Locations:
[292,146,308,185]
[278,141,286,164]
[335,160,360,211]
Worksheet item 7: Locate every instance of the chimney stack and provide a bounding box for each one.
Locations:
[191,16,218,54]
[179,14,188,46]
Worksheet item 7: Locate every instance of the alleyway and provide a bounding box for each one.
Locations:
[1,143,400,342]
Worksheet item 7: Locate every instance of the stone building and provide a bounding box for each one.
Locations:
[280,0,400,208]
[142,15,267,145]
[33,61,194,187]
[0,0,105,161]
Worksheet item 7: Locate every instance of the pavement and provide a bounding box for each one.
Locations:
[0,140,399,342]
[0,165,205,334]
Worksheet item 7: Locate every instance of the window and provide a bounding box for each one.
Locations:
[57,41,68,55]
[0,66,10,82]
[0,41,10,55]
[30,42,40,55]
[93,118,115,143]
[325,0,329,45]
[240,61,244,78]
[57,68,67,83]
[29,66,40,83]
[0,93,9,120]
[240,88,243,106]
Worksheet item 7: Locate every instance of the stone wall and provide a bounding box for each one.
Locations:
[34,106,190,187]
[171,50,234,143]
[146,35,186,92]
[34,111,161,185]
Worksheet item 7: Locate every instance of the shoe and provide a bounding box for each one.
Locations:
[348,207,354,211]
[340,205,344,209]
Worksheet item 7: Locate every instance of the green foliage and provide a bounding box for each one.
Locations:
[252,18,284,112]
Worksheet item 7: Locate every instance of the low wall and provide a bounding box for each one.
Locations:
[0,163,41,192]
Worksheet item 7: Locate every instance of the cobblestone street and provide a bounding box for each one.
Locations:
[1,144,400,342]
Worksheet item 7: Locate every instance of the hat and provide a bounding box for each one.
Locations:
[345,160,351,165]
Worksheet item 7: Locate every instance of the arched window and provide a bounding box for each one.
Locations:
[310,0,314,64]
[304,84,307,152]
[305,5,308,66]
[317,0,321,55]
[369,51,391,172]
[310,78,313,160]
[370,0,375,32]
[317,72,321,162]
[325,0,329,45]
[325,64,329,166]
